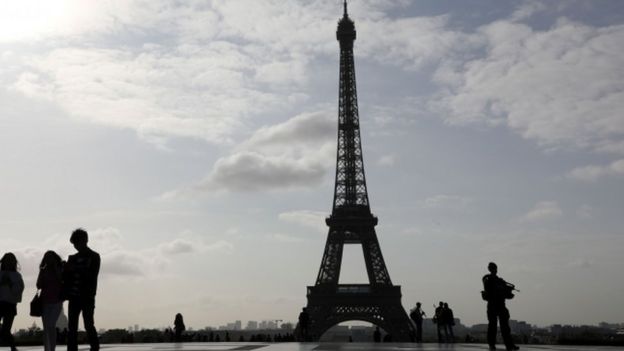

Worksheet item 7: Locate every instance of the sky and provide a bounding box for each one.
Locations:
[1,0,623,331]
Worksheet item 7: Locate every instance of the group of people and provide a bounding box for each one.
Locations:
[0,229,100,351]
[407,262,519,350]
[408,301,455,343]
[433,301,455,343]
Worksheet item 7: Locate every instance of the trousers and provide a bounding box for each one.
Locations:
[487,302,514,348]
[42,302,62,351]
[67,297,99,351]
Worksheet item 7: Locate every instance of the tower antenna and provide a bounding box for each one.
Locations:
[343,0,348,16]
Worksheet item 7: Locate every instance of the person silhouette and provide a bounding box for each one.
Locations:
[174,313,185,342]
[442,302,455,343]
[37,251,64,351]
[482,262,519,351]
[433,301,445,343]
[64,228,101,351]
[0,253,24,351]
[409,302,426,342]
[373,326,381,342]
[297,307,309,341]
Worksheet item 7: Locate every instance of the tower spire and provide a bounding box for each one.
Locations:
[343,0,348,16]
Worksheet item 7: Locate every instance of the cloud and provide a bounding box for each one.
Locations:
[358,15,478,70]
[8,228,232,279]
[278,210,327,232]
[422,194,473,210]
[377,154,396,166]
[199,151,327,192]
[5,0,454,148]
[522,201,563,222]
[12,45,297,145]
[271,233,307,243]
[164,110,336,194]
[566,159,624,182]
[431,16,624,154]
[159,238,234,255]
[158,238,195,255]
[239,111,335,152]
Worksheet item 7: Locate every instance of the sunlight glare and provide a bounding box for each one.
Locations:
[0,0,77,42]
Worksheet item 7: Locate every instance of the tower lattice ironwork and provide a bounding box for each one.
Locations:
[298,2,415,342]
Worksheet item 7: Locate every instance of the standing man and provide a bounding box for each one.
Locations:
[433,301,445,343]
[482,262,519,351]
[297,307,309,341]
[64,228,101,351]
[409,302,426,342]
[442,303,455,343]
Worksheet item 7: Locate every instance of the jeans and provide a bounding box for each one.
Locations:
[42,302,62,351]
[0,301,17,350]
[67,297,99,351]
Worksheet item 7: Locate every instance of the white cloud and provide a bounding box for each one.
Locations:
[271,233,307,243]
[158,238,195,255]
[377,154,396,166]
[239,110,335,152]
[12,45,299,145]
[510,0,547,21]
[170,110,336,194]
[431,17,624,154]
[278,210,327,232]
[522,201,563,222]
[3,0,477,148]
[566,159,624,182]
[8,228,231,279]
[200,151,327,192]
[359,15,478,70]
[423,194,473,209]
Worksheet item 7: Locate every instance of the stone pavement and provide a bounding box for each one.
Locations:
[12,344,624,351]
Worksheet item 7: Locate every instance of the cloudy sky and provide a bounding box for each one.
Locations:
[1,0,623,330]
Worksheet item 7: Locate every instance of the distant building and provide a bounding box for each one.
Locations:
[56,307,68,330]
[246,321,258,330]
[258,320,277,330]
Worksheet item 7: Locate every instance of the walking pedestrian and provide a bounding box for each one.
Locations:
[0,253,24,351]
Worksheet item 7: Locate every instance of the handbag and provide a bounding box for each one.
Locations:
[30,291,42,317]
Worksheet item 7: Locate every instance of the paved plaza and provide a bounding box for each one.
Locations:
[12,344,624,351]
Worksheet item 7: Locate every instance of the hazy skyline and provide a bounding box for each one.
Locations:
[1,0,623,331]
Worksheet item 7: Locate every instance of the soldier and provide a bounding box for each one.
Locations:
[482,262,519,351]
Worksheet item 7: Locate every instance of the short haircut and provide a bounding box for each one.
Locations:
[70,228,89,244]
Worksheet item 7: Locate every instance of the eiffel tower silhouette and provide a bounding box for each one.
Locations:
[298,1,415,342]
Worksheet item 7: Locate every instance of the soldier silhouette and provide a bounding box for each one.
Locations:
[482,262,519,351]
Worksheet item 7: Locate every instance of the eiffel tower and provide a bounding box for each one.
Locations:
[299,1,415,342]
